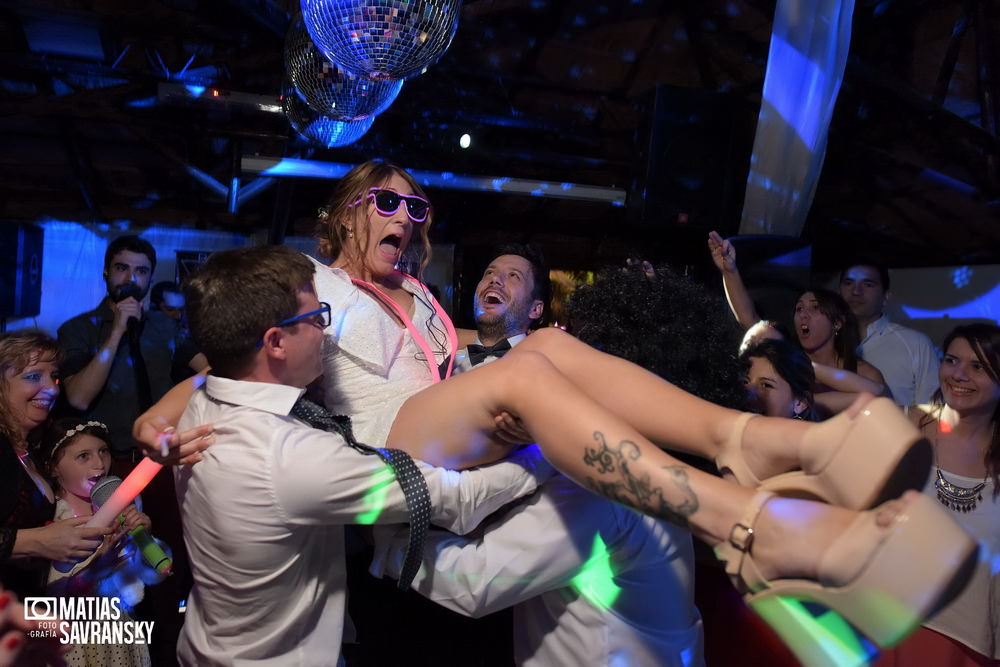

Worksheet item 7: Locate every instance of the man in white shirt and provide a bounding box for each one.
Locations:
[373,247,705,666]
[839,261,939,405]
[174,245,551,666]
[371,475,704,666]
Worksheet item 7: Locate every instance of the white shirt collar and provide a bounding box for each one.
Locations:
[474,333,528,347]
[865,312,891,339]
[204,375,305,417]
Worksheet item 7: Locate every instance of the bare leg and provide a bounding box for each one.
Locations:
[509,327,804,478]
[389,351,969,660]
[387,351,856,577]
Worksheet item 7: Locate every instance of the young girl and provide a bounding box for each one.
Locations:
[40,418,168,667]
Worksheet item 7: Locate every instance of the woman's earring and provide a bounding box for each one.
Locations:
[345,226,354,239]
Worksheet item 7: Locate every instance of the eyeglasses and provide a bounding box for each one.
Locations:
[349,188,431,223]
[274,302,332,329]
[256,302,331,349]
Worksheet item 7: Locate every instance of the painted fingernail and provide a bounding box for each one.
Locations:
[5,634,21,651]
[0,593,11,610]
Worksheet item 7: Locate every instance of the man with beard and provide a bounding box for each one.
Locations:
[57,235,205,666]
[839,260,939,406]
[58,235,206,455]
[453,244,550,373]
[368,251,705,666]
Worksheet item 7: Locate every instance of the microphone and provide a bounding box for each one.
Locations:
[114,283,144,341]
[91,473,173,576]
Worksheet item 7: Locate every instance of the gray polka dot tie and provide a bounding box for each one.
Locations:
[291,397,431,591]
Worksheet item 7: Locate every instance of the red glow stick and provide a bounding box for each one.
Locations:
[87,457,163,528]
[53,457,164,573]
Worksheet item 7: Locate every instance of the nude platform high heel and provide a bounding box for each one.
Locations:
[716,491,979,667]
[716,397,933,510]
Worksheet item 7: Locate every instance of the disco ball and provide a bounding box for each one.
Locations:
[286,15,403,121]
[301,0,461,81]
[284,83,375,148]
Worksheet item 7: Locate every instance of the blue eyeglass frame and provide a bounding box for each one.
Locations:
[274,302,332,329]
[257,302,332,348]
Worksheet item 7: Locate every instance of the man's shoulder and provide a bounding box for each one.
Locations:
[184,381,337,445]
[181,389,324,455]
[881,319,935,346]
[58,305,104,336]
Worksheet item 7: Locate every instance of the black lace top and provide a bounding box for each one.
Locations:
[1,435,56,598]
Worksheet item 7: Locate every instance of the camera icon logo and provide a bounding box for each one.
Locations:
[23,597,58,621]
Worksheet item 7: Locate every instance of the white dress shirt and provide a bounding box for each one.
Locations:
[175,375,553,667]
[453,333,527,374]
[370,475,704,667]
[859,314,939,405]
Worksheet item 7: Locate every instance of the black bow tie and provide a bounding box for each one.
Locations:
[467,339,512,366]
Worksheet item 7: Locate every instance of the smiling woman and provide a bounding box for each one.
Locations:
[0,331,108,599]
[877,323,1000,664]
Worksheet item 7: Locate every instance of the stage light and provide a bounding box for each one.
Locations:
[285,14,403,121]
[459,133,471,149]
[301,0,461,81]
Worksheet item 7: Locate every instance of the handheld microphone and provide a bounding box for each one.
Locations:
[114,283,144,341]
[90,471,172,576]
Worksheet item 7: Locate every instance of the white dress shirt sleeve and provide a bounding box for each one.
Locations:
[911,334,941,404]
[273,427,553,534]
[369,476,612,617]
[419,444,555,534]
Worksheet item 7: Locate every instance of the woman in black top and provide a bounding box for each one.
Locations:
[0,330,107,598]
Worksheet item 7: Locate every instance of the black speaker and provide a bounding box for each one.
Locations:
[0,224,44,317]
[632,85,754,234]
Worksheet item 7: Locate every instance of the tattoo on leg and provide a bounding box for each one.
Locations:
[582,431,698,526]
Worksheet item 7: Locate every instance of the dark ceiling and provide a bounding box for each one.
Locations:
[0,0,998,272]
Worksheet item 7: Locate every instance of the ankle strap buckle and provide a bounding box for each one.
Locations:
[728,522,755,552]
[727,491,774,553]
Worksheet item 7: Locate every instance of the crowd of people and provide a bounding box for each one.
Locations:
[0,160,997,667]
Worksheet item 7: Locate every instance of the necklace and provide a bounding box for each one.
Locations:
[934,468,988,513]
[932,417,990,513]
